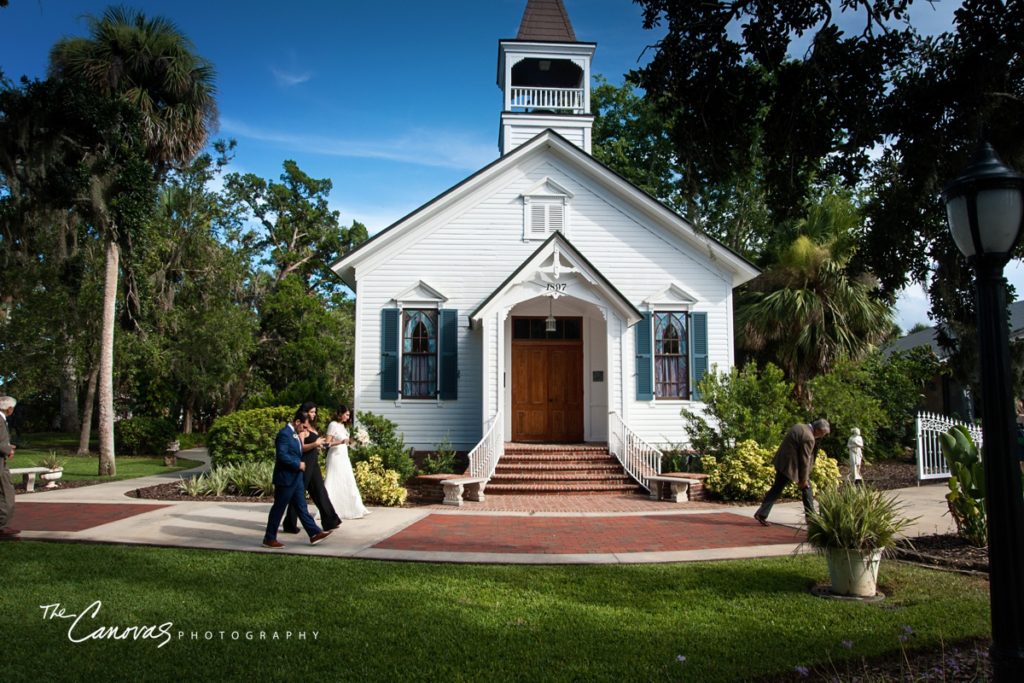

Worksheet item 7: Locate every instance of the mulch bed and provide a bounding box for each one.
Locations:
[838,456,921,490]
[126,481,272,503]
[893,533,989,574]
[759,638,993,682]
[16,479,105,494]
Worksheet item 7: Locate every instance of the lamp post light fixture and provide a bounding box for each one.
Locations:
[942,141,1024,680]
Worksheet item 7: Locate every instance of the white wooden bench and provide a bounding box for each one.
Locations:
[647,475,700,503]
[10,467,51,493]
[440,477,487,506]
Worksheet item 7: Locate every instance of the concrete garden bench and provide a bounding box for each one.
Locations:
[440,476,487,506]
[10,467,52,493]
[647,475,700,503]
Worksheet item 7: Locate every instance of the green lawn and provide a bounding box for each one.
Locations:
[0,542,990,682]
[7,432,201,481]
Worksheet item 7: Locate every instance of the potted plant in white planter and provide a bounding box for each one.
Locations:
[806,485,915,597]
[37,451,66,489]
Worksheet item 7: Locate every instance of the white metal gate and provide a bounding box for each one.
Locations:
[914,411,982,482]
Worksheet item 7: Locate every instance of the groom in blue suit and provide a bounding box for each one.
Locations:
[263,410,333,548]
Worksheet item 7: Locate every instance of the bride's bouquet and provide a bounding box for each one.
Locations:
[352,425,370,447]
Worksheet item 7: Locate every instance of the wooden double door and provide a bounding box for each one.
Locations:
[511,340,584,442]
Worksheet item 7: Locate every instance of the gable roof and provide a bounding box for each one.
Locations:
[470,231,643,326]
[517,0,576,42]
[331,129,760,289]
[883,299,1024,358]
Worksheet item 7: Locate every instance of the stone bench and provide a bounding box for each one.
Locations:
[647,475,700,503]
[440,477,488,506]
[10,467,51,493]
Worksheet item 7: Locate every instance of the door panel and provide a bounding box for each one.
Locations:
[511,342,583,442]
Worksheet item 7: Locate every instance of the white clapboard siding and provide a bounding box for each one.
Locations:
[354,158,736,449]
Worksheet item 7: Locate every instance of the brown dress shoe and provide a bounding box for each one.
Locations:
[1,527,21,535]
[262,539,284,549]
[0,529,21,541]
[309,530,332,545]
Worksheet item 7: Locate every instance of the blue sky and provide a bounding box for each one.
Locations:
[2,0,1004,332]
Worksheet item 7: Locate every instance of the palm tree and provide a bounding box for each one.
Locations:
[49,7,217,475]
[737,192,895,404]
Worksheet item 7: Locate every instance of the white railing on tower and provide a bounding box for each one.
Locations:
[608,411,662,492]
[509,86,585,113]
[467,411,504,480]
[915,410,983,482]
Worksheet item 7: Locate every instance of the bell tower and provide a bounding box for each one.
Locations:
[498,0,595,155]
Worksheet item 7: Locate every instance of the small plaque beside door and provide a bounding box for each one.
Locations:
[593,371,604,382]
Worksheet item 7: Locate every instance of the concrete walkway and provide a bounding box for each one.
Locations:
[8,448,956,564]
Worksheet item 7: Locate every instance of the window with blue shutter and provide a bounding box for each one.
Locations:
[643,309,706,401]
[654,312,689,399]
[380,308,400,400]
[438,309,458,400]
[401,309,438,398]
[690,312,708,401]
[635,312,653,401]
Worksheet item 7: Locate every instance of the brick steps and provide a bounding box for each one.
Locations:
[488,442,642,496]
[490,472,633,483]
[498,464,623,473]
[486,483,640,495]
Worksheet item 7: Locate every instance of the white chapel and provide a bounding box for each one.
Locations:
[332,0,758,493]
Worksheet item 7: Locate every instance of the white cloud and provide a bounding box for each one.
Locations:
[220,117,496,171]
[894,281,933,333]
[893,258,1024,334]
[270,67,312,87]
[328,199,412,235]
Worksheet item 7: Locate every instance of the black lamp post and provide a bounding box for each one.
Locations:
[942,141,1024,680]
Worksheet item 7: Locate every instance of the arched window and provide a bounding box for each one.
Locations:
[654,312,689,399]
[402,310,437,398]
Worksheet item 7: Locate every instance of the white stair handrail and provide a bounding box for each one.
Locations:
[607,411,662,492]
[467,411,504,480]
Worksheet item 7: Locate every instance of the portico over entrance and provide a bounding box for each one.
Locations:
[470,233,642,444]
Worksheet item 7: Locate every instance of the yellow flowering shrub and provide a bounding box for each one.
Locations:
[704,440,775,501]
[353,455,407,507]
[704,439,841,502]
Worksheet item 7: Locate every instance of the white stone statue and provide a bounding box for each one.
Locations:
[847,427,864,485]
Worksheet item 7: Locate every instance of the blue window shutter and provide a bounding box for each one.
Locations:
[635,312,653,401]
[439,309,458,400]
[690,312,708,401]
[380,308,399,400]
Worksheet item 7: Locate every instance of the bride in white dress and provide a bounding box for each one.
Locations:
[324,405,369,519]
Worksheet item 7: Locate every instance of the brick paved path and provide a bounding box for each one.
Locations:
[415,493,722,513]
[374,512,802,554]
[12,502,169,532]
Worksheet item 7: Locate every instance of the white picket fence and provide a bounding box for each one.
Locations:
[914,411,982,482]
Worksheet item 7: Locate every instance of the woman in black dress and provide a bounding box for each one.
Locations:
[282,401,342,532]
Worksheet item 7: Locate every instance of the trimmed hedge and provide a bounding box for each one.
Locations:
[207,406,296,468]
[115,417,178,456]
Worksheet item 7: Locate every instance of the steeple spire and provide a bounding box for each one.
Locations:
[517,0,577,42]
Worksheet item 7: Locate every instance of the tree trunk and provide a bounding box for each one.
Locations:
[78,363,99,455]
[183,395,194,434]
[59,356,81,433]
[98,239,118,476]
